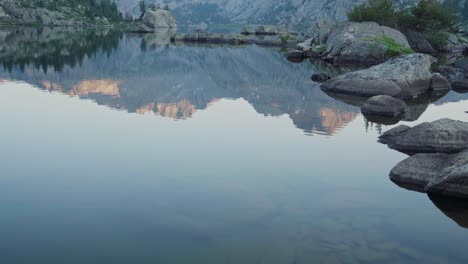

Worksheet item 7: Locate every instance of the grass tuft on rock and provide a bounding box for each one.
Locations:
[375,36,414,57]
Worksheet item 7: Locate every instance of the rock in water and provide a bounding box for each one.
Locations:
[143,9,177,29]
[311,73,331,83]
[286,50,304,63]
[451,80,468,93]
[379,119,468,154]
[390,151,468,198]
[320,54,451,99]
[361,95,407,117]
[309,22,412,64]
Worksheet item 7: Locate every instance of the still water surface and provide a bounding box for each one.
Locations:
[1,28,468,263]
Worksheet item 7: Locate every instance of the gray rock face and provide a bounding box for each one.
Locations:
[0,0,87,26]
[390,150,468,198]
[441,33,468,53]
[143,9,177,29]
[122,0,434,30]
[321,54,450,99]
[379,119,468,154]
[309,22,412,64]
[404,30,437,54]
[361,95,407,117]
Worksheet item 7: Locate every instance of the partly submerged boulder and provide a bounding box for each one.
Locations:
[390,150,468,198]
[143,9,177,29]
[308,22,412,64]
[361,95,408,117]
[379,119,468,154]
[320,54,451,99]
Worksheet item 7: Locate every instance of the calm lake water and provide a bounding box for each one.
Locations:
[1,27,468,264]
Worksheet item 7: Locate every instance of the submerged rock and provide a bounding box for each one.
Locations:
[390,150,468,198]
[308,22,412,64]
[361,95,407,118]
[379,119,468,154]
[320,54,451,99]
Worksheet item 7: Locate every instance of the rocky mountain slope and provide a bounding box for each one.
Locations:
[0,0,122,26]
[117,0,467,30]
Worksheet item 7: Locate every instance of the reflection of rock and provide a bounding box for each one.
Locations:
[316,108,359,135]
[429,194,468,228]
[380,119,468,154]
[321,54,451,99]
[68,80,121,97]
[390,150,468,198]
[156,100,197,119]
[142,28,176,47]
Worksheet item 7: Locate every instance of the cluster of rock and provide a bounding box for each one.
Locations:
[172,33,299,47]
[171,25,300,47]
[288,22,413,64]
[405,29,468,54]
[316,53,452,121]
[379,119,468,198]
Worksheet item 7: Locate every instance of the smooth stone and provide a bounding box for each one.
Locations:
[379,118,468,154]
[361,95,407,118]
[390,151,468,198]
[309,21,411,64]
[321,54,450,99]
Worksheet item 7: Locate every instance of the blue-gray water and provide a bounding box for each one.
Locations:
[1,28,468,264]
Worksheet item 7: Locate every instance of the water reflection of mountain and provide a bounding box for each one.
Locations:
[0,28,362,136]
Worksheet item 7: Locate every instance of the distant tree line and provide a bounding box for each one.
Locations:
[18,0,124,22]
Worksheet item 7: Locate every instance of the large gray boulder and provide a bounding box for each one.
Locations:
[379,119,468,154]
[361,95,408,117]
[404,30,437,54]
[390,150,468,198]
[143,9,177,29]
[308,22,412,64]
[320,54,451,99]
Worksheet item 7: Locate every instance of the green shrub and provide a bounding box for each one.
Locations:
[347,0,396,27]
[348,0,458,33]
[397,0,457,32]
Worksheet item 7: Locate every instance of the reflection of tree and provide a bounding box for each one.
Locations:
[0,27,122,73]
